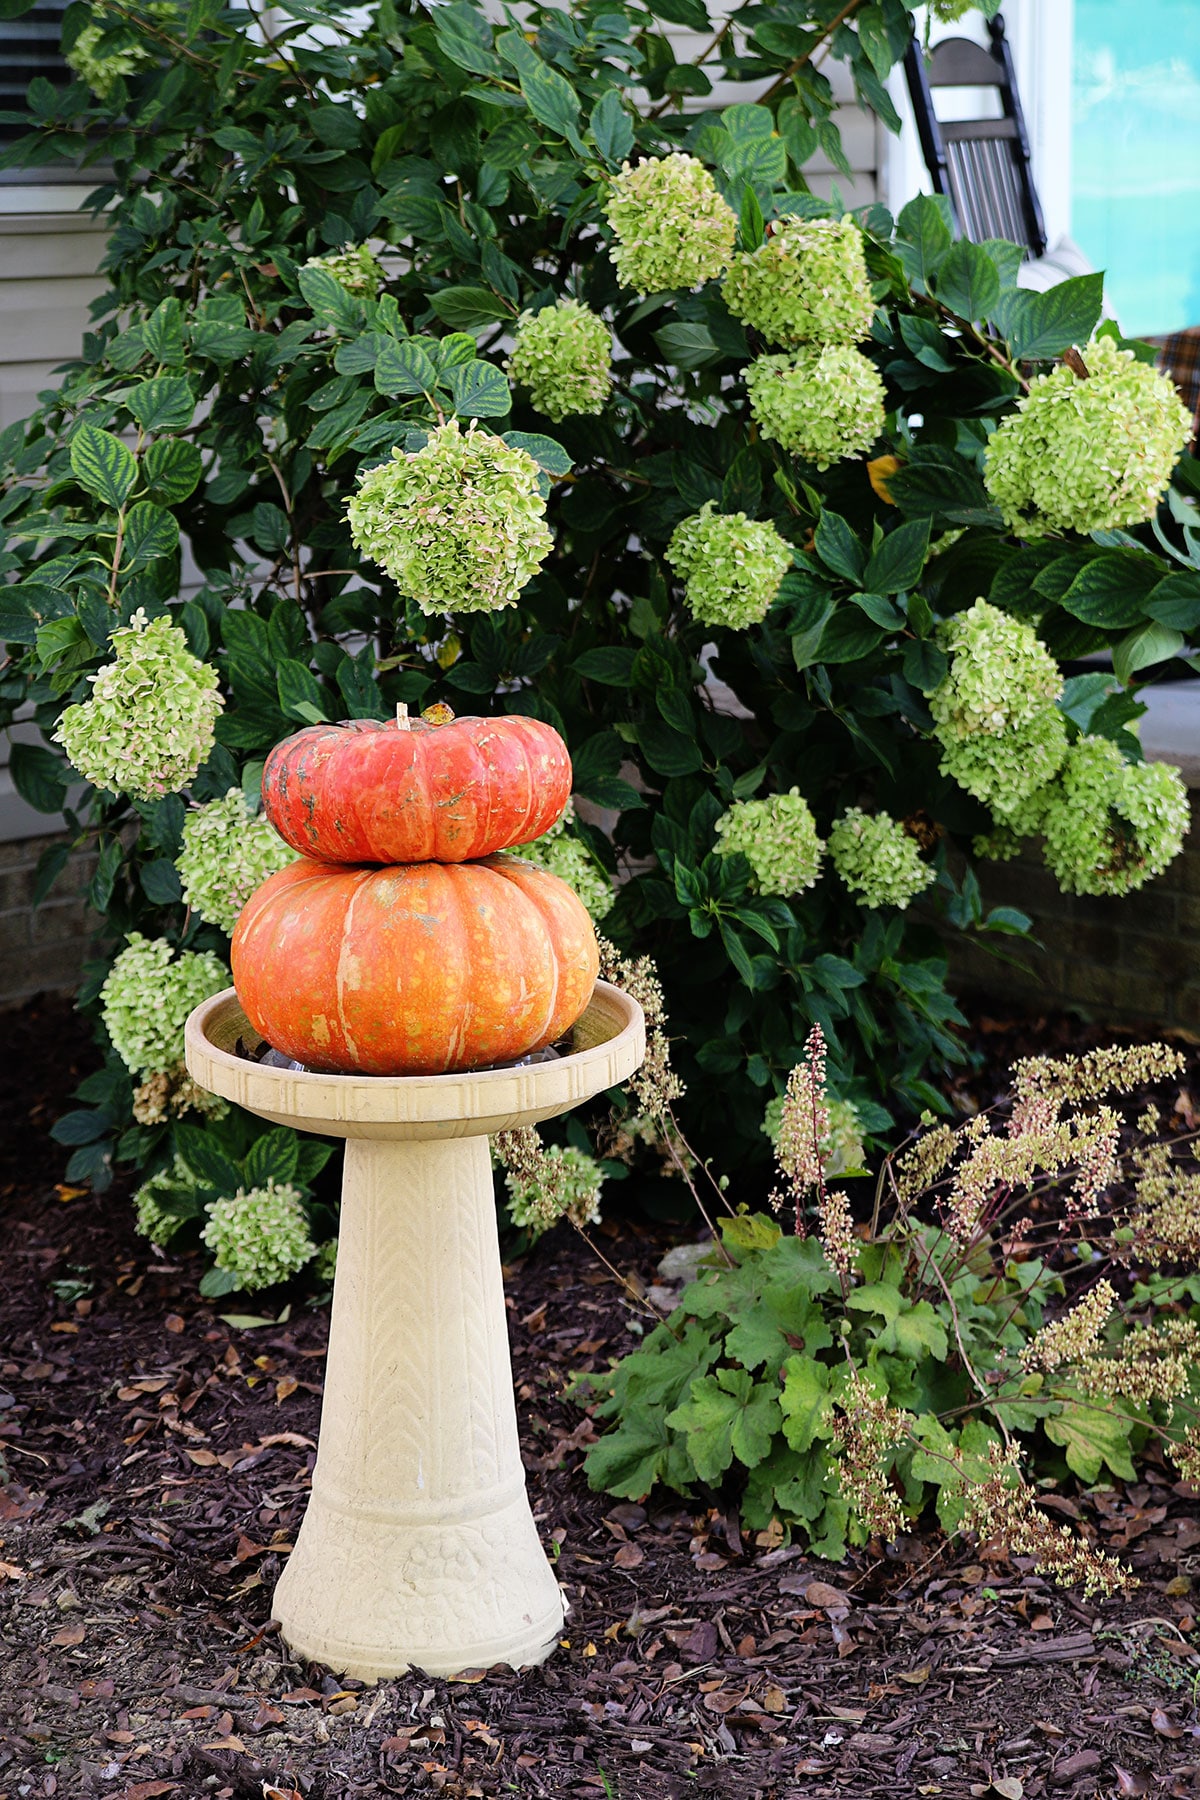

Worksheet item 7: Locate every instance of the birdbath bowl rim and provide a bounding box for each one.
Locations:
[184,981,645,1141]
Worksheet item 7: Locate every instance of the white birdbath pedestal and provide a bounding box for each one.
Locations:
[184,982,644,1681]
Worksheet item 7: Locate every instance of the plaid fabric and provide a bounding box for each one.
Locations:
[1148,327,1200,448]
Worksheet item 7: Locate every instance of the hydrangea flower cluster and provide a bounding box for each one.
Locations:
[714,789,824,896]
[303,244,384,298]
[55,610,224,801]
[984,336,1191,536]
[132,1062,227,1125]
[745,346,886,467]
[504,1143,605,1240]
[828,808,935,910]
[347,421,553,615]
[65,3,172,97]
[100,933,227,1077]
[664,502,792,630]
[313,1239,338,1285]
[132,1156,198,1248]
[515,802,614,921]
[931,600,1067,810]
[1038,736,1190,896]
[505,300,612,423]
[723,216,875,348]
[603,153,737,295]
[201,1180,316,1291]
[176,788,294,936]
[763,1091,866,1178]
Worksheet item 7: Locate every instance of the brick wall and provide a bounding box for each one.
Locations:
[0,835,99,1010]
[948,792,1200,1035]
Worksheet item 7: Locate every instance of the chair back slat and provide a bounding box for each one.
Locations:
[903,11,1047,258]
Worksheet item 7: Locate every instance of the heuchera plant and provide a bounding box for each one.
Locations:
[1,0,1199,1281]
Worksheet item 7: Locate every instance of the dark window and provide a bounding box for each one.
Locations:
[1,1,72,148]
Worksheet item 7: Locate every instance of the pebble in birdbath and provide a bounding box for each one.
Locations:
[185,704,645,1680]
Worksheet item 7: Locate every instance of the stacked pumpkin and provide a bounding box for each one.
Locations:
[231,706,599,1076]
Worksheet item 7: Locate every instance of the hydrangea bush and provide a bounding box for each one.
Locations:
[2,0,1199,1283]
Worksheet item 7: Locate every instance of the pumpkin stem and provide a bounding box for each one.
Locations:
[395,702,411,731]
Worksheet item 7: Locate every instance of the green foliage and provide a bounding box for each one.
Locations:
[1,0,1197,1281]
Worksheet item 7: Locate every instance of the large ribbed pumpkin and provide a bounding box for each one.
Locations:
[231,853,598,1076]
[261,710,571,865]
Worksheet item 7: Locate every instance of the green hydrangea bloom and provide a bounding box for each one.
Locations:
[932,600,1062,741]
[506,300,612,423]
[763,1093,866,1177]
[723,216,875,347]
[665,502,792,630]
[303,244,385,299]
[972,824,1027,863]
[930,0,974,19]
[201,1180,316,1291]
[940,707,1069,811]
[347,420,553,614]
[745,346,886,467]
[984,336,1192,536]
[176,788,295,936]
[714,789,825,896]
[828,808,935,910]
[1039,736,1189,896]
[133,1156,200,1247]
[100,932,227,1078]
[66,3,173,97]
[55,609,223,801]
[603,153,737,295]
[506,1146,604,1240]
[515,802,614,921]
[313,1239,338,1284]
[930,600,1068,810]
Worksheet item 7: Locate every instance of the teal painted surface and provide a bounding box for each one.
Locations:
[1073,0,1200,336]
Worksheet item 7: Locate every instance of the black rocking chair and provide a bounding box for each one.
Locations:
[903,12,1047,257]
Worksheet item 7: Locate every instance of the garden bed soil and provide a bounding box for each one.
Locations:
[0,994,1198,1800]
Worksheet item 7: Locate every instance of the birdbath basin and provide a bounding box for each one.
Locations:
[184,982,645,1680]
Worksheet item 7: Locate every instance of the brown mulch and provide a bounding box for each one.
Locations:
[0,995,1198,1800]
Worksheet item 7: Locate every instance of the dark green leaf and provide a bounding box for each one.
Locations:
[122,501,179,567]
[243,1126,300,1187]
[573,647,638,685]
[70,423,137,509]
[124,376,195,433]
[374,337,437,395]
[444,359,511,418]
[1060,553,1162,628]
[501,431,573,477]
[863,518,930,593]
[589,88,634,166]
[813,512,866,583]
[140,858,183,904]
[636,718,703,777]
[429,285,513,329]
[277,659,330,723]
[993,274,1105,361]
[144,438,203,504]
[9,742,69,812]
[653,322,720,369]
[933,240,1001,322]
[902,638,948,693]
[175,1122,242,1195]
[894,195,953,291]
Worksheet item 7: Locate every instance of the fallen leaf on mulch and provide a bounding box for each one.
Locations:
[1051,1747,1102,1782]
[1151,1706,1185,1738]
[50,1622,85,1646]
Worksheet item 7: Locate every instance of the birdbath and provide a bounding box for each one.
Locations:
[184,982,644,1681]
